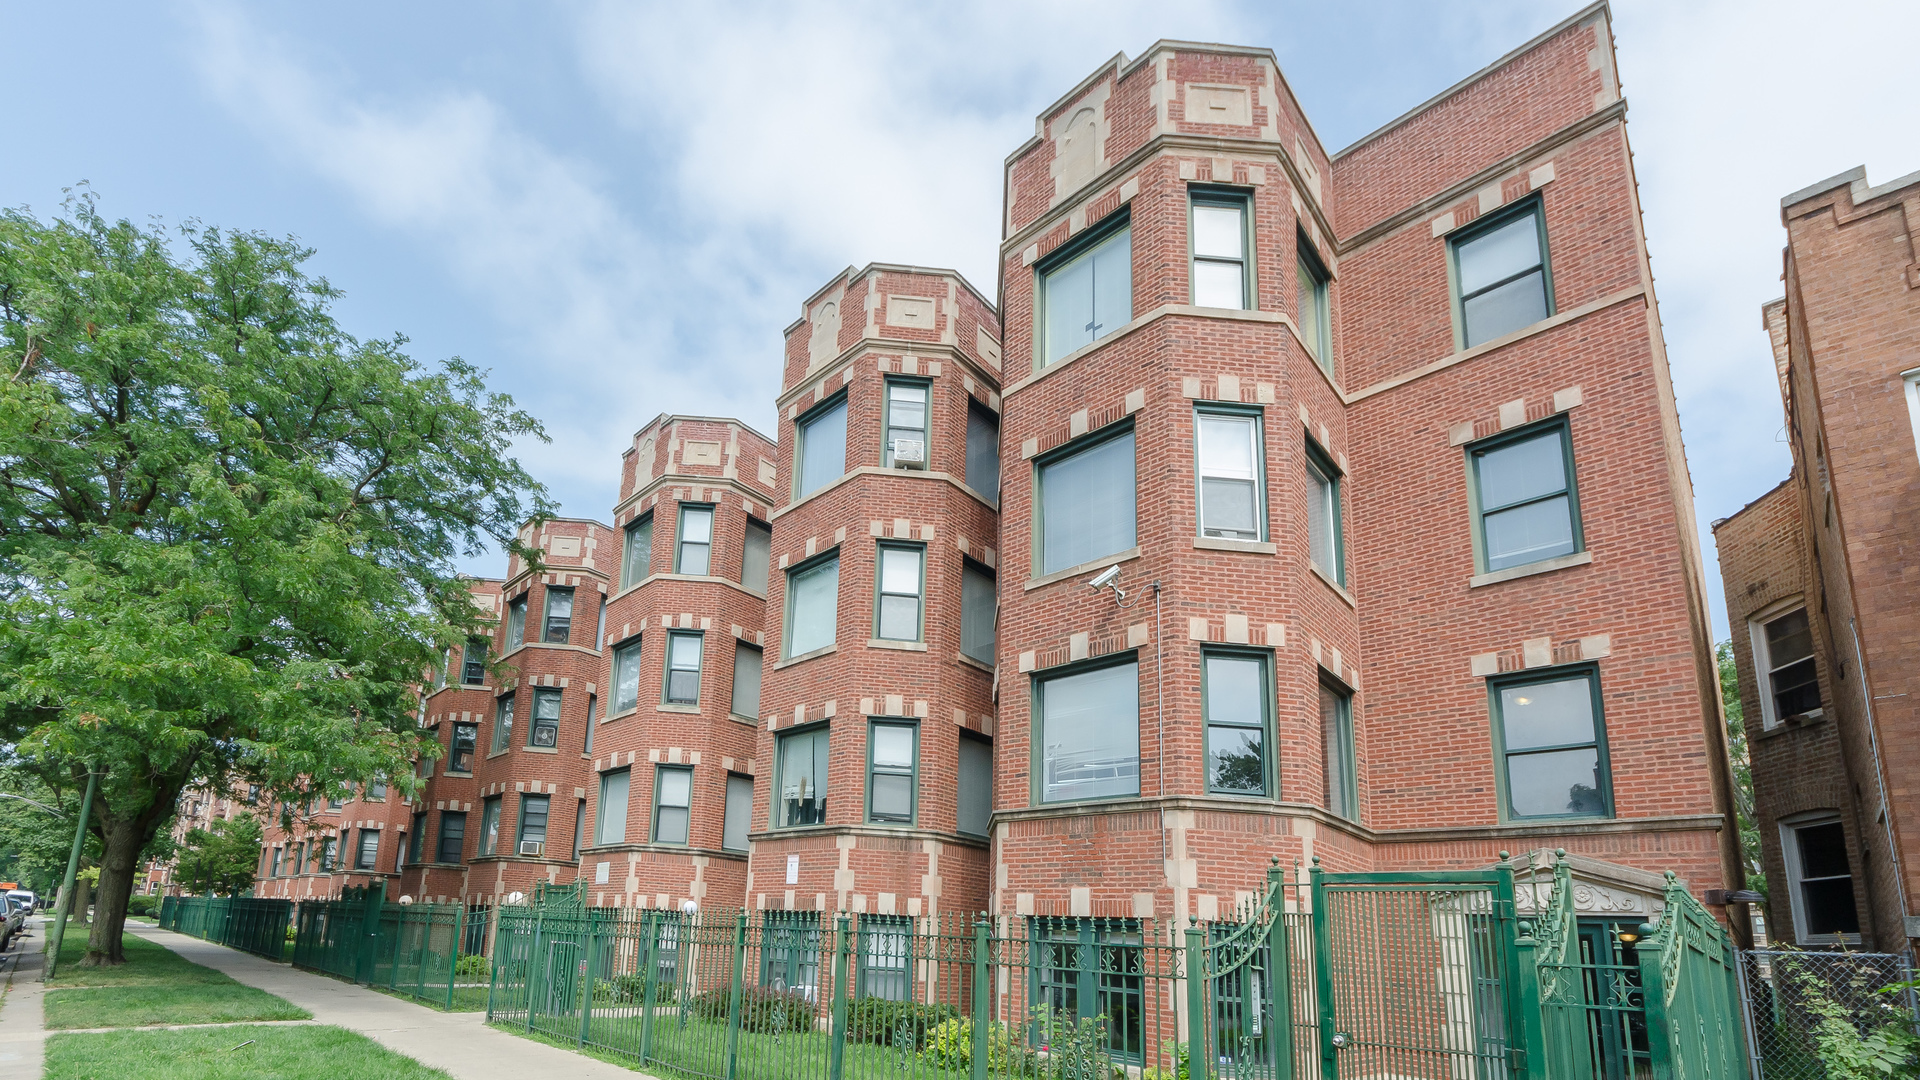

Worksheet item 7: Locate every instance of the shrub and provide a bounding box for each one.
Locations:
[126,894,158,917]
[848,998,960,1048]
[924,1017,1033,1076]
[691,985,816,1034]
[454,953,490,982]
[591,971,677,1005]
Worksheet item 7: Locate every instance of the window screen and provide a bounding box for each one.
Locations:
[666,633,702,704]
[654,767,691,845]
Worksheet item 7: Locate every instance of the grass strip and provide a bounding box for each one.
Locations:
[45,1023,455,1080]
[43,927,309,1029]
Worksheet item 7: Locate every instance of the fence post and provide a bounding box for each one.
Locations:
[831,914,852,1080]
[1494,858,1542,1080]
[359,881,386,984]
[445,905,461,1010]
[1185,922,1208,1080]
[527,901,547,1033]
[1309,861,1337,1080]
[578,909,600,1048]
[725,912,749,1080]
[1634,929,1674,1080]
[972,916,990,1080]
[639,910,659,1063]
[1265,862,1294,1080]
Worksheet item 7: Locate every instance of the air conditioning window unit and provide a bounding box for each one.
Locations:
[892,439,926,467]
[518,840,544,857]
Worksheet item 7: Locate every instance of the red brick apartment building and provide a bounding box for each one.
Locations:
[250,2,1739,934]
[1714,165,1920,953]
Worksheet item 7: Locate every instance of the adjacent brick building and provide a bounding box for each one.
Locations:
[1715,164,1920,953]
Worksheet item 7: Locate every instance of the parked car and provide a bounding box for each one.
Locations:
[0,896,25,950]
[6,888,38,913]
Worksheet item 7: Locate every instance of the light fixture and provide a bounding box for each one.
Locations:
[1615,926,1641,945]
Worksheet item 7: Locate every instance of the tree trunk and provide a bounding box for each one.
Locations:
[83,816,150,965]
[74,874,92,927]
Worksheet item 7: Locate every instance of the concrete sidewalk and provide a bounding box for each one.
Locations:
[0,918,48,1078]
[127,922,649,1080]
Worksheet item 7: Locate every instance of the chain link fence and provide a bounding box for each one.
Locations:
[1737,949,1919,1080]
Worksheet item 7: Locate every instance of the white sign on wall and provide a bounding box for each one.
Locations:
[786,854,799,885]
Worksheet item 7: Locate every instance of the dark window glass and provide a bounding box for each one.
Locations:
[1763,609,1821,721]
[437,811,467,863]
[1297,238,1331,370]
[966,404,1000,501]
[355,829,380,870]
[1205,653,1268,796]
[859,915,913,1002]
[449,722,477,773]
[530,688,561,747]
[1321,684,1355,820]
[743,520,772,593]
[544,587,574,643]
[1794,821,1860,938]
[519,794,550,847]
[480,797,502,855]
[462,638,487,684]
[958,734,992,837]
[961,561,996,665]
[777,726,830,827]
[491,693,514,752]
[1496,671,1609,819]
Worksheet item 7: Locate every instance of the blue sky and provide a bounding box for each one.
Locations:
[5,0,1914,637]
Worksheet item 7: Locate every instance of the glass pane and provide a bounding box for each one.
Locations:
[1506,747,1604,817]
[1801,877,1862,936]
[1297,258,1325,357]
[670,634,703,671]
[1208,725,1264,794]
[958,737,992,835]
[870,773,913,821]
[482,801,500,854]
[506,599,526,649]
[1771,657,1821,717]
[966,406,1000,501]
[1193,260,1245,309]
[731,645,763,717]
[798,399,849,496]
[1202,477,1258,538]
[1198,416,1255,478]
[880,547,921,595]
[871,725,915,769]
[723,775,753,850]
[681,507,712,544]
[1205,655,1264,727]
[888,384,927,430]
[624,519,652,587]
[1307,463,1337,572]
[1091,227,1133,339]
[666,669,700,703]
[655,805,689,845]
[1476,429,1567,509]
[787,556,840,656]
[1462,270,1548,346]
[1483,495,1575,570]
[1796,821,1851,878]
[743,522,771,592]
[961,564,996,664]
[1044,253,1095,364]
[1457,212,1542,293]
[779,730,828,826]
[658,768,692,807]
[1500,676,1596,750]
[1765,609,1814,666]
[1192,203,1243,259]
[1322,687,1355,819]
[614,642,641,712]
[1040,431,1137,574]
[546,589,573,619]
[1041,661,1140,802]
[878,594,920,641]
[678,541,710,577]
[534,690,561,720]
[597,770,630,844]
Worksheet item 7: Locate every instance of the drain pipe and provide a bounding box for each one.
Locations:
[1848,617,1912,953]
[1154,581,1166,866]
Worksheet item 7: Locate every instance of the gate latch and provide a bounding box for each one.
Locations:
[1330,1033,1351,1049]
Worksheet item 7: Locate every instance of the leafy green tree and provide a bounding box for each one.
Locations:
[0,192,551,964]
[1718,640,1765,897]
[172,811,265,896]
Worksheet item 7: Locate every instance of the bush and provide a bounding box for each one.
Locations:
[848,998,960,1048]
[924,1017,1033,1076]
[126,894,158,917]
[454,953,490,982]
[691,985,817,1034]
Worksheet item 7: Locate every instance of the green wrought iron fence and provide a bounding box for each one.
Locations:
[155,894,291,961]
[1530,854,1651,1080]
[288,883,478,1010]
[1632,873,1748,1080]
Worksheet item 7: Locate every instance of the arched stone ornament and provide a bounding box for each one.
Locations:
[1049,81,1111,205]
[808,293,842,369]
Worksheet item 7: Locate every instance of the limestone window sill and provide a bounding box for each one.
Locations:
[522,745,559,755]
[1468,550,1592,588]
[1309,563,1357,608]
[773,643,838,670]
[1195,537,1276,554]
[867,639,929,652]
[1024,548,1141,592]
[656,703,703,715]
[957,652,995,674]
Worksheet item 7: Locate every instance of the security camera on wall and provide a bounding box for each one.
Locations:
[1088,565,1121,590]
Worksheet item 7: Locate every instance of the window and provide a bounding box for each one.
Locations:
[1785,816,1860,942]
[270,847,283,877]
[784,553,840,658]
[1752,606,1820,728]
[762,912,823,995]
[1037,658,1140,803]
[544,586,574,643]
[1297,236,1331,370]
[665,632,703,705]
[437,811,466,863]
[1203,652,1269,796]
[966,404,1000,501]
[571,798,585,859]
[519,794,549,848]
[611,637,642,714]
[961,560,996,665]
[1905,369,1920,464]
[529,687,561,747]
[595,593,606,649]
[731,643,763,718]
[867,720,917,824]
[246,784,259,804]
[408,814,426,864]
[1452,199,1551,347]
[505,595,527,650]
[584,694,597,753]
[1033,921,1147,1062]
[480,796,502,855]
[367,779,388,800]
[776,725,830,827]
[797,395,849,498]
[958,734,993,837]
[676,505,713,576]
[355,829,380,870]
[859,915,913,1001]
[491,693,514,752]
[1037,428,1136,575]
[1321,683,1356,820]
[1196,411,1263,541]
[320,837,338,872]
[653,766,692,844]
[435,652,449,689]
[596,769,630,846]
[461,638,487,684]
[449,722,477,774]
[1190,193,1248,309]
[884,380,928,468]
[328,793,343,811]
[875,545,924,642]
[623,514,653,589]
[1306,441,1344,584]
[723,774,753,851]
[1040,217,1132,366]
[1491,668,1610,819]
[743,520,772,593]
[1468,419,1582,573]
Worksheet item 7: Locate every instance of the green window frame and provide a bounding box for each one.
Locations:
[1196,406,1264,541]
[596,767,630,846]
[775,723,830,828]
[1305,439,1344,585]
[783,551,840,658]
[461,637,488,684]
[1320,680,1356,821]
[884,378,930,468]
[320,837,338,872]
[960,559,996,665]
[723,773,753,851]
[584,693,597,753]
[1035,424,1137,576]
[1037,210,1132,368]
[517,794,549,848]
[355,828,380,870]
[874,543,925,642]
[622,513,654,589]
[448,722,476,774]
[730,642,763,718]
[796,392,850,499]
[490,692,514,752]
[866,719,918,825]
[1489,664,1612,821]
[436,812,466,863]
[1190,189,1251,310]
[1034,655,1140,805]
[1449,195,1553,349]
[1466,416,1583,574]
[611,636,642,714]
[966,402,1000,502]
[858,914,914,1001]
[529,687,561,747]
[1202,649,1272,797]
[480,796,502,856]
[543,586,574,643]
[504,594,527,650]
[1296,233,1331,372]
[676,504,714,576]
[762,912,823,993]
[1030,919,1147,1062]
[664,631,703,705]
[653,765,692,845]
[742,518,772,593]
[408,813,426,864]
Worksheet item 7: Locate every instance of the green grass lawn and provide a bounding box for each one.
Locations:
[43,927,310,1029]
[46,1024,456,1080]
